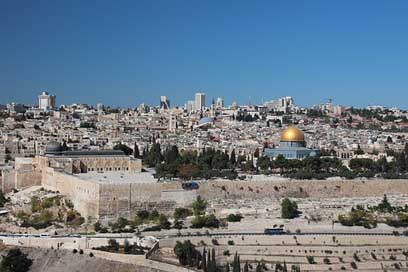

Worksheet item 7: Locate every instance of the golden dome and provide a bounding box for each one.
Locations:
[280,126,305,142]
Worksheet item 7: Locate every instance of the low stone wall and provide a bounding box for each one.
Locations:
[196,178,408,199]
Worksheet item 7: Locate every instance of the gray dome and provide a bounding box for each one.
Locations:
[198,117,214,125]
[46,141,63,153]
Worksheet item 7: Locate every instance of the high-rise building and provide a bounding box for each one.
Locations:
[186,100,195,113]
[264,96,294,113]
[97,103,104,112]
[195,92,205,111]
[216,97,224,109]
[38,91,56,110]
[168,113,177,132]
[160,96,170,109]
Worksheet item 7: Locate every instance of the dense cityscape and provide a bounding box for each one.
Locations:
[1,91,408,271]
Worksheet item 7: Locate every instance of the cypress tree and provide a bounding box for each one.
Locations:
[230,149,236,166]
[283,261,288,272]
[256,262,262,272]
[211,248,216,271]
[244,262,249,272]
[202,248,207,272]
[134,142,140,158]
[232,252,241,272]
[207,249,213,272]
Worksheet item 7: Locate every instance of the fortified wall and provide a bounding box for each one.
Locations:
[4,152,408,223]
[42,167,100,219]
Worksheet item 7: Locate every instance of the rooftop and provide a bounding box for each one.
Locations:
[75,171,157,184]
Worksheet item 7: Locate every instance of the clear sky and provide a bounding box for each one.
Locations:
[1,1,408,108]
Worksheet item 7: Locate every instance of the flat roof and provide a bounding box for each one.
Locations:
[75,171,157,184]
[46,150,126,157]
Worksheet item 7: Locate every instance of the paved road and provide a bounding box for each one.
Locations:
[0,230,403,240]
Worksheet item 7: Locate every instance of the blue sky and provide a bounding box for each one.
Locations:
[1,1,408,108]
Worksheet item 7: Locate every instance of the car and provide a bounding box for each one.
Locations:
[264,228,285,235]
[182,181,199,190]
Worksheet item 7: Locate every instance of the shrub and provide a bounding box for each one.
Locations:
[223,250,230,256]
[174,208,193,220]
[72,249,78,254]
[392,230,400,236]
[227,240,234,245]
[281,198,300,219]
[389,255,396,261]
[191,214,219,229]
[89,252,94,257]
[350,262,358,269]
[226,214,243,222]
[79,249,84,254]
[306,256,315,264]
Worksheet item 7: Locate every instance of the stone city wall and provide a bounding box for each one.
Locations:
[42,168,100,219]
[97,182,186,222]
[34,164,408,223]
[195,178,408,200]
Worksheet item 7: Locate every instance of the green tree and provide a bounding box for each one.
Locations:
[144,143,163,167]
[377,194,393,213]
[0,248,32,272]
[227,214,243,222]
[244,262,249,272]
[230,149,236,166]
[174,207,193,221]
[124,239,131,254]
[158,214,171,229]
[355,145,364,155]
[255,262,263,272]
[257,156,270,171]
[113,144,133,156]
[232,252,241,272]
[0,190,7,207]
[202,248,207,272]
[136,210,150,221]
[192,196,207,216]
[134,143,140,158]
[108,239,119,252]
[173,240,201,267]
[281,198,300,219]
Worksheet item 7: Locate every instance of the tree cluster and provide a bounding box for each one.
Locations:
[144,144,239,180]
[0,248,32,272]
[258,155,352,180]
[174,240,202,268]
[113,143,133,156]
[257,149,408,180]
[338,195,408,228]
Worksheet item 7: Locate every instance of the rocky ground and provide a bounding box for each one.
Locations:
[0,246,162,272]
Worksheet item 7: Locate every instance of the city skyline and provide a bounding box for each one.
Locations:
[1,1,408,108]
